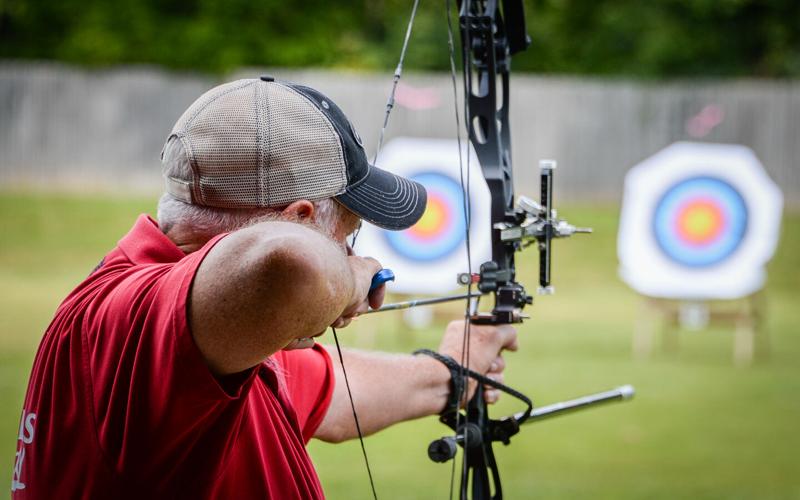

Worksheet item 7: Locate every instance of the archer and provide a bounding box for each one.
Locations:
[11,77,517,499]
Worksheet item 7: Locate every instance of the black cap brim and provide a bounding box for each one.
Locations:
[335,164,427,230]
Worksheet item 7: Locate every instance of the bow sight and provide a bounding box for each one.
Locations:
[422,160,617,500]
[469,160,592,324]
[367,161,592,318]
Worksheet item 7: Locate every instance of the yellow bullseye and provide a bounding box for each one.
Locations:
[677,200,724,244]
[685,206,716,237]
[411,197,447,237]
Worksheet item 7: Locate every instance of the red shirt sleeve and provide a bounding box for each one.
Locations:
[272,345,335,442]
[82,233,259,478]
[18,216,331,498]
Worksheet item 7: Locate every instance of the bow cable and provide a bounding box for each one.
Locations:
[445,0,476,497]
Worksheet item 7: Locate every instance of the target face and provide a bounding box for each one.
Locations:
[653,176,748,267]
[383,172,466,261]
[353,137,492,295]
[618,142,782,300]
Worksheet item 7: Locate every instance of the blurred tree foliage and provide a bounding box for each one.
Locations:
[0,0,798,77]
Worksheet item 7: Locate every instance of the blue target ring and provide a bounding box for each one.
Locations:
[653,176,748,267]
[383,172,466,261]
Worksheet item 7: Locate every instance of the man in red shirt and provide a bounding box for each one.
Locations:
[12,77,517,498]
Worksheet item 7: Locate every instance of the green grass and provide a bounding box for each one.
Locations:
[1,192,798,499]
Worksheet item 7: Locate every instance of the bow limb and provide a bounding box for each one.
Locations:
[448,1,532,498]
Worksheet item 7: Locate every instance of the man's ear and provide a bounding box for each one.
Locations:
[282,200,315,220]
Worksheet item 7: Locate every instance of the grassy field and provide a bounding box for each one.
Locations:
[1,191,798,499]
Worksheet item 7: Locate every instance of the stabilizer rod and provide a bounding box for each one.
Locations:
[516,385,635,424]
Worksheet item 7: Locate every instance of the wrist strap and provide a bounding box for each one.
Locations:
[413,348,533,417]
[413,349,465,415]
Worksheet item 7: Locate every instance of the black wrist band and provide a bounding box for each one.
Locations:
[413,348,533,419]
[412,348,465,415]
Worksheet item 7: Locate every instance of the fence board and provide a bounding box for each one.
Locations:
[1,62,797,203]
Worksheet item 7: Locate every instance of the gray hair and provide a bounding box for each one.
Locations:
[157,193,344,237]
[159,138,346,236]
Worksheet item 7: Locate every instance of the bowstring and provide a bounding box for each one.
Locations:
[455,0,477,494]
[445,0,473,498]
[373,0,422,165]
[337,2,422,499]
[331,327,378,500]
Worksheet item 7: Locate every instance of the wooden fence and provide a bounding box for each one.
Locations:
[1,62,797,203]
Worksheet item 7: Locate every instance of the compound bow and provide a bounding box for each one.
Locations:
[337,1,635,499]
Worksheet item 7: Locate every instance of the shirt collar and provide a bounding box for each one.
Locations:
[117,214,187,264]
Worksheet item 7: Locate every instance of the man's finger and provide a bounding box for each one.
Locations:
[368,284,386,310]
[360,256,383,277]
[488,355,505,373]
[486,372,504,385]
[353,300,370,316]
[496,324,519,351]
[283,337,316,350]
[332,316,353,329]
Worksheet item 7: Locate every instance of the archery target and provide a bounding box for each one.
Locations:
[384,172,467,261]
[618,142,782,300]
[653,177,748,267]
[354,138,491,295]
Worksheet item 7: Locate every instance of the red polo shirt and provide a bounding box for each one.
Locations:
[12,215,334,499]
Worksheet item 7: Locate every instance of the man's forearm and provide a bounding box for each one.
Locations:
[191,221,356,375]
[314,347,451,443]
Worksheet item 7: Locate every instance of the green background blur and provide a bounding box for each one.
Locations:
[1,0,799,77]
[1,193,798,498]
[2,0,800,497]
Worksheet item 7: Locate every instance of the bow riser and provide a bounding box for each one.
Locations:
[459,0,532,326]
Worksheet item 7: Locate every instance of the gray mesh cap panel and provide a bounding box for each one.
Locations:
[163,77,427,230]
[184,81,261,207]
[164,78,347,208]
[263,84,347,206]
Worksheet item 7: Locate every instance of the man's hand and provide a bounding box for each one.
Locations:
[330,256,384,329]
[286,256,383,349]
[437,320,518,405]
[317,320,518,441]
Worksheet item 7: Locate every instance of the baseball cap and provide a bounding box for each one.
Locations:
[160,76,426,231]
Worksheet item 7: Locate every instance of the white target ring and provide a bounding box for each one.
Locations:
[354,138,492,296]
[618,142,783,300]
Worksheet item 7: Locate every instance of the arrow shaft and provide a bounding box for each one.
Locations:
[365,292,485,314]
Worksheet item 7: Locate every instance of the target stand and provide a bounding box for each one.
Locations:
[618,142,782,366]
[633,293,767,366]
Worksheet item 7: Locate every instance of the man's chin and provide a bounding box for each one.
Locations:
[283,338,316,350]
